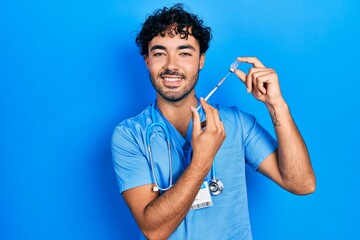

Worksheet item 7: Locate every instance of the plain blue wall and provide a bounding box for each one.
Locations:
[1,0,360,239]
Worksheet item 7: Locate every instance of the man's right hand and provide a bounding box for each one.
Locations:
[190,98,226,171]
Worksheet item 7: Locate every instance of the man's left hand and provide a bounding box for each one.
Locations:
[234,57,284,107]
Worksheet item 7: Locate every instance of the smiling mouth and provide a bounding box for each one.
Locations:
[163,77,182,82]
[159,70,185,87]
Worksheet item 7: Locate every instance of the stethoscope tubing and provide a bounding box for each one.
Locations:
[146,105,173,192]
[147,102,223,195]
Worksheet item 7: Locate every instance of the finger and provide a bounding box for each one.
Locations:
[237,56,266,68]
[212,108,221,129]
[258,72,279,96]
[255,77,267,95]
[200,98,216,130]
[252,70,274,95]
[234,69,252,93]
[190,106,201,136]
[219,121,226,139]
[234,69,246,83]
[245,69,253,93]
[248,68,271,94]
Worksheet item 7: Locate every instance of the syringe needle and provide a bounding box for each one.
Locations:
[196,72,231,111]
[196,59,240,111]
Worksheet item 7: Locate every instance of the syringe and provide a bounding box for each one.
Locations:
[196,59,240,111]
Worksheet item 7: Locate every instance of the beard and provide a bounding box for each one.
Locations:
[149,69,199,102]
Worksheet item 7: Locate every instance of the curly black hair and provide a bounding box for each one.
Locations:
[135,4,212,56]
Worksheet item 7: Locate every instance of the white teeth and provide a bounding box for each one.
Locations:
[164,77,181,82]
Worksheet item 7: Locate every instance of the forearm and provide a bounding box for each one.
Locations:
[142,157,212,239]
[267,100,315,195]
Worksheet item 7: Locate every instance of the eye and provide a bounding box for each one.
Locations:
[180,52,192,56]
[153,52,165,57]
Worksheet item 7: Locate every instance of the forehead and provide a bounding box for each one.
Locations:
[148,32,200,51]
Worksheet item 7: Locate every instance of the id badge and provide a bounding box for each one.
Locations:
[190,181,213,210]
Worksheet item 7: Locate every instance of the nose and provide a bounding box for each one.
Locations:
[163,55,179,71]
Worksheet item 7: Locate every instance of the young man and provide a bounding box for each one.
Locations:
[112,4,315,240]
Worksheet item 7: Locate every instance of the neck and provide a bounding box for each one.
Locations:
[156,93,198,137]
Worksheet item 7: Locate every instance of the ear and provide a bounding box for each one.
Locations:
[199,53,205,70]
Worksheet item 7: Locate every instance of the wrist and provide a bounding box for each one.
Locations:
[266,99,289,127]
[266,99,288,113]
[189,153,213,174]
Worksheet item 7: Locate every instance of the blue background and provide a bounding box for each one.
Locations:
[1,0,359,239]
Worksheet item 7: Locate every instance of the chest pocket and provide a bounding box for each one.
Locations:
[213,145,245,186]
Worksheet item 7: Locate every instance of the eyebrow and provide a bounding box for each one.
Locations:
[150,45,166,52]
[150,44,196,52]
[178,44,196,51]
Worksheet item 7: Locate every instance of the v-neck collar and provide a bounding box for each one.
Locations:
[152,100,206,166]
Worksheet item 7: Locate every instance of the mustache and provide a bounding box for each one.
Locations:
[159,69,185,78]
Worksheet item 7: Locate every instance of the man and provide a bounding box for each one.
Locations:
[112,4,315,240]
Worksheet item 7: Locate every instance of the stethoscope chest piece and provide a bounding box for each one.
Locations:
[209,179,224,196]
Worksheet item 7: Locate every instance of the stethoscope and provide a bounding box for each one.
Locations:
[146,102,224,195]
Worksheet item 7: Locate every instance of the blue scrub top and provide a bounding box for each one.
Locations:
[112,103,278,240]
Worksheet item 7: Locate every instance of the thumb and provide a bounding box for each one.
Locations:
[190,106,201,137]
[235,69,251,93]
[234,69,246,84]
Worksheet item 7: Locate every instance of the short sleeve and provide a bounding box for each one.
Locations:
[238,110,278,171]
[111,124,153,193]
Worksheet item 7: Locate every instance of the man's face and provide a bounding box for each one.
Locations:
[145,29,205,102]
